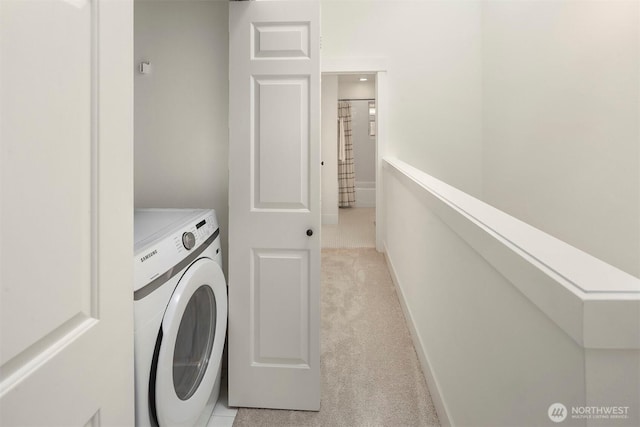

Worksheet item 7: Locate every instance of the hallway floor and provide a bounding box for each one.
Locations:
[322,208,376,248]
[232,249,440,427]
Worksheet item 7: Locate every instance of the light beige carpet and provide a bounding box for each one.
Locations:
[232,249,440,427]
[322,208,375,248]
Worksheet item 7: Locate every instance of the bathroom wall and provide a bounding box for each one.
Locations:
[482,0,640,277]
[134,0,229,267]
[349,100,376,186]
[338,76,376,190]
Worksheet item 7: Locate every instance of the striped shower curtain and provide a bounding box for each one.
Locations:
[338,101,355,207]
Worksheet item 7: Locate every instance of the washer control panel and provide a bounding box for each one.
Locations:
[134,209,220,292]
[173,216,217,253]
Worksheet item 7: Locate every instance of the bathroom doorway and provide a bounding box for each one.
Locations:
[320,71,383,250]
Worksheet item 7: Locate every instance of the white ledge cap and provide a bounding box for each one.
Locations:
[384,157,640,349]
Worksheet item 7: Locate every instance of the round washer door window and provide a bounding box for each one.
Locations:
[155,257,227,427]
[173,285,217,400]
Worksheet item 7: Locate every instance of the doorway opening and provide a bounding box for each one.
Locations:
[321,73,377,249]
[320,65,386,251]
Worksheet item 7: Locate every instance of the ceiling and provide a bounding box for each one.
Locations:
[337,74,376,84]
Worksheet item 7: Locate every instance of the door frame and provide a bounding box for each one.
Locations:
[321,58,388,252]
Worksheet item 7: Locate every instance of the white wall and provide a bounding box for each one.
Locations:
[482,0,640,278]
[321,74,339,224]
[134,0,229,266]
[321,0,484,197]
[322,0,640,278]
[384,166,586,426]
[383,160,640,427]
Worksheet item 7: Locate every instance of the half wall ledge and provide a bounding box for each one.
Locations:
[383,157,640,350]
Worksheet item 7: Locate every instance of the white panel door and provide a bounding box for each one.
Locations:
[229,0,321,411]
[0,0,134,425]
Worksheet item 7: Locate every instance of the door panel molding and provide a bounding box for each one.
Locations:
[253,76,310,210]
[253,22,310,59]
[251,249,310,367]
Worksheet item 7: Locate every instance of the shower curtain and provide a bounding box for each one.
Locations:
[338,101,355,207]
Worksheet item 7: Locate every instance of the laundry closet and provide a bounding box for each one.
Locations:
[134,1,232,426]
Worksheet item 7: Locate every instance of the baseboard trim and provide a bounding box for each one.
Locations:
[384,242,452,427]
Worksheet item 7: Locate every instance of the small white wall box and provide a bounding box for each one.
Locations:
[139,62,151,74]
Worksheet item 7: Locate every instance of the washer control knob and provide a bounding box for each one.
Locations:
[182,232,196,250]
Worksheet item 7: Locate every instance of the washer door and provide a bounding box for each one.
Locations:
[155,258,227,427]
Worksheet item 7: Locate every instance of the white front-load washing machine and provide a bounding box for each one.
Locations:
[134,209,227,427]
